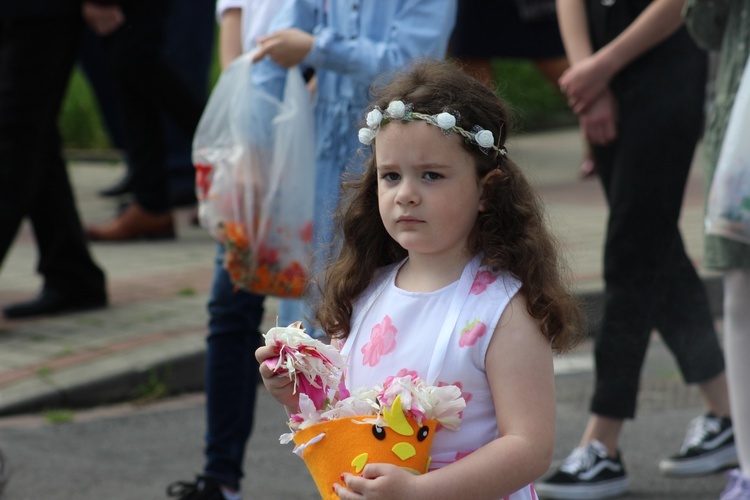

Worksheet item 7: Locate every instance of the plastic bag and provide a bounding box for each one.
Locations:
[193,52,315,297]
[705,55,750,245]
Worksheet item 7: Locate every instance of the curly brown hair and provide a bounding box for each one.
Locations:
[315,59,584,353]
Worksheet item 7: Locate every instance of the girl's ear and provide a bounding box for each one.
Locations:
[478,169,502,212]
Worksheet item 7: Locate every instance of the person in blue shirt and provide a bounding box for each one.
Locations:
[251,0,457,293]
[166,2,456,499]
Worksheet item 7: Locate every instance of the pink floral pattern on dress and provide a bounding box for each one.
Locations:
[361,315,398,367]
[470,269,497,295]
[458,318,487,347]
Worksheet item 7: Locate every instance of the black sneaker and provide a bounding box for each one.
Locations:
[535,440,629,499]
[659,413,737,476]
[166,475,226,500]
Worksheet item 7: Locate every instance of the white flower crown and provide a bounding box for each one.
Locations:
[358,100,507,157]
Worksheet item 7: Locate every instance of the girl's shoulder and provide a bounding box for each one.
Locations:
[475,264,522,291]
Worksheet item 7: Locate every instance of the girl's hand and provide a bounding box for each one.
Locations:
[334,464,419,500]
[252,28,314,67]
[579,89,618,145]
[255,345,299,410]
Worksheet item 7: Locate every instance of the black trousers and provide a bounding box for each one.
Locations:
[102,0,204,214]
[0,12,105,294]
[589,23,725,419]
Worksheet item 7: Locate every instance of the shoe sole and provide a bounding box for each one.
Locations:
[2,300,107,320]
[88,231,176,242]
[659,444,738,476]
[535,476,629,499]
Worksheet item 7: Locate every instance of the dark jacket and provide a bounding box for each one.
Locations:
[0,0,80,18]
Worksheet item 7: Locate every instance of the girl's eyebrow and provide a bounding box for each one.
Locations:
[376,163,453,170]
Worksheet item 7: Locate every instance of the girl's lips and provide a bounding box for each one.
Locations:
[397,216,422,223]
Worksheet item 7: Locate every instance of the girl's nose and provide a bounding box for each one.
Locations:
[395,178,419,206]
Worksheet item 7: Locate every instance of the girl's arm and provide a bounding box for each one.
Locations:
[559,0,688,113]
[337,293,556,499]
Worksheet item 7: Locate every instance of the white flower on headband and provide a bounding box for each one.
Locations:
[366,108,383,128]
[386,100,407,119]
[357,101,508,158]
[475,129,495,148]
[436,112,456,130]
[358,128,377,145]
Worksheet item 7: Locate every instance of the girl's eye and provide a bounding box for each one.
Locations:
[423,172,442,181]
[382,172,400,181]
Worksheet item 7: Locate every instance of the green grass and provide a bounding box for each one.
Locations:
[176,286,197,297]
[131,369,169,405]
[59,68,112,150]
[43,409,75,424]
[491,59,572,132]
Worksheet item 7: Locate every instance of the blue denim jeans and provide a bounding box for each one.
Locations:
[203,245,264,490]
[203,245,302,489]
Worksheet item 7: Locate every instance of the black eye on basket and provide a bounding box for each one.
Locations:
[372,425,386,440]
[417,425,429,442]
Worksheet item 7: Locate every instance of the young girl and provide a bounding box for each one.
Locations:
[257,59,583,499]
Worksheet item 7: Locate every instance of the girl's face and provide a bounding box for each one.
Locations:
[375,121,483,259]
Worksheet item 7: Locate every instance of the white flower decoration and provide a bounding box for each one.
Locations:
[474,129,495,148]
[366,108,383,128]
[435,112,456,130]
[386,100,407,119]
[358,127,377,145]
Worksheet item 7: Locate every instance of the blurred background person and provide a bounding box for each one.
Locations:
[82,0,205,241]
[451,0,595,178]
[0,0,108,319]
[167,1,457,497]
[535,0,733,497]
[684,1,750,498]
[79,0,215,208]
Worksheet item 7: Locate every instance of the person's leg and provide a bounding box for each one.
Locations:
[579,415,624,456]
[78,26,135,198]
[718,269,750,498]
[30,123,106,296]
[203,244,265,491]
[724,269,750,476]
[0,13,106,317]
[650,231,726,407]
[107,0,201,215]
[78,27,126,151]
[86,0,204,241]
[161,0,215,207]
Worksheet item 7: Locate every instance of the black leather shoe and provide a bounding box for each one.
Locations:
[99,172,134,197]
[3,288,107,319]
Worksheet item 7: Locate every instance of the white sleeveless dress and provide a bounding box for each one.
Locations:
[341,254,538,499]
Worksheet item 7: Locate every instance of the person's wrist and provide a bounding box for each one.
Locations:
[593,47,620,83]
